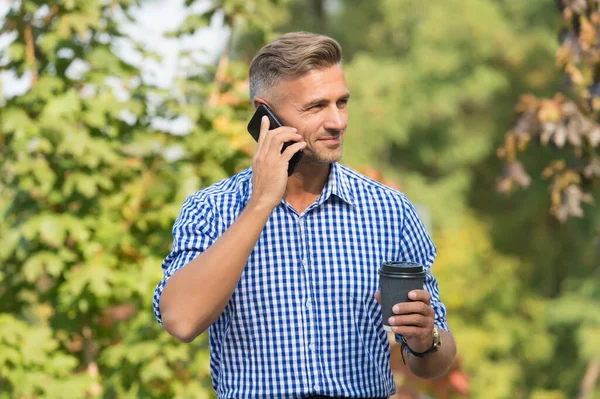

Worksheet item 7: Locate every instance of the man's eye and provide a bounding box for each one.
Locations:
[337,100,348,108]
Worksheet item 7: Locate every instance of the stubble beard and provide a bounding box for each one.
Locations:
[304,144,343,164]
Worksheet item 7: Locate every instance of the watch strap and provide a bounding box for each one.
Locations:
[399,326,441,364]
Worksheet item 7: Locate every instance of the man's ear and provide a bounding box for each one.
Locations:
[253,97,267,110]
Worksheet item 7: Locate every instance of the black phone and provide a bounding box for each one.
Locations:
[247,104,303,176]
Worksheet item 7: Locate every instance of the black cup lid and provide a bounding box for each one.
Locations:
[379,261,425,276]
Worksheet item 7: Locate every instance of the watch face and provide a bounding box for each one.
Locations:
[432,325,441,349]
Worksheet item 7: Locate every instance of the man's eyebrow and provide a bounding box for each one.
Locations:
[302,93,351,109]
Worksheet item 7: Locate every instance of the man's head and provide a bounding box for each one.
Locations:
[249,32,349,164]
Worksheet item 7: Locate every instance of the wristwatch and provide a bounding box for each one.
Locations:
[400,325,442,364]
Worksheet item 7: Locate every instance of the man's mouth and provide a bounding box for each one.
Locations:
[318,135,342,144]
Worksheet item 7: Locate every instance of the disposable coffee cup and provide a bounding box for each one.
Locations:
[378,261,426,332]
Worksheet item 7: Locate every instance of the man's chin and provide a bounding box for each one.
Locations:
[303,151,343,165]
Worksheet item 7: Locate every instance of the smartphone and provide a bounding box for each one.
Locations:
[247,104,303,176]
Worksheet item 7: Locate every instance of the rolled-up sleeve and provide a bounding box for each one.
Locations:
[395,195,449,344]
[152,194,220,326]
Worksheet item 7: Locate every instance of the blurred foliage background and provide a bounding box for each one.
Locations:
[1,0,599,398]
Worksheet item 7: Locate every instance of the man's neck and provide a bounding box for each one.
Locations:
[283,162,332,210]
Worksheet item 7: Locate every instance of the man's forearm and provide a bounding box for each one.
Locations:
[407,329,456,379]
[159,198,273,342]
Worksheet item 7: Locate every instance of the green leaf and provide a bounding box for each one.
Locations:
[8,42,25,62]
[38,33,61,59]
[28,76,65,100]
[1,107,36,137]
[76,177,98,198]
[82,107,106,128]
[39,215,66,247]
[23,252,64,281]
[39,90,81,130]
[140,356,171,383]
[65,218,91,242]
[0,230,21,258]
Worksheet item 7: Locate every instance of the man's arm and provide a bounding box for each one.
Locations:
[158,116,306,342]
[406,328,456,379]
[386,194,455,378]
[159,199,273,342]
[375,290,457,379]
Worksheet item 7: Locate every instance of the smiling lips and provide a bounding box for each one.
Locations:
[318,135,342,144]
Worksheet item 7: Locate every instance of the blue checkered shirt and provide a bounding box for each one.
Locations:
[153,162,449,399]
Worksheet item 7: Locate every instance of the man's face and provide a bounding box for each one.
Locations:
[258,64,349,164]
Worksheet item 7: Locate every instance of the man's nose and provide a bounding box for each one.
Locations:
[324,106,346,131]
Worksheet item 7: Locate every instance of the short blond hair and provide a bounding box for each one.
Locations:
[249,32,342,101]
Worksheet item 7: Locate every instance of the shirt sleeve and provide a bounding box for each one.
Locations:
[152,194,221,326]
[394,195,449,344]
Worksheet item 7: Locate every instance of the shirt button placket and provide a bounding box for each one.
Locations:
[298,216,317,391]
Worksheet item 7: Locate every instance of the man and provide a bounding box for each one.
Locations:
[153,32,457,399]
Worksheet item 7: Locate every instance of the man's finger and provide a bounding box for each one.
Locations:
[256,115,270,154]
[281,141,306,161]
[408,289,431,305]
[268,129,301,156]
[374,291,381,304]
[392,301,434,316]
[264,126,298,155]
[388,314,431,328]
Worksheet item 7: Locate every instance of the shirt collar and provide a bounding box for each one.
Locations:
[245,162,357,208]
[319,162,357,208]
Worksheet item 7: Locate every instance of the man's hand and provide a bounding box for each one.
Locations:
[249,115,306,211]
[375,290,435,353]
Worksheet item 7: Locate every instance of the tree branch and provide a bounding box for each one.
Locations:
[23,21,38,86]
[208,18,236,107]
[578,360,600,399]
[124,156,160,231]
[82,318,102,397]
[208,53,229,107]
[44,5,59,24]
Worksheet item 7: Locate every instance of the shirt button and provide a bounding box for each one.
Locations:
[302,259,307,265]
[306,300,311,308]
[309,343,314,350]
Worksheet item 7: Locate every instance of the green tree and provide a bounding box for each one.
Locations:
[498,0,600,223]
[3,1,598,398]
[256,1,599,398]
[494,2,600,397]
[170,0,600,397]
[0,0,254,397]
